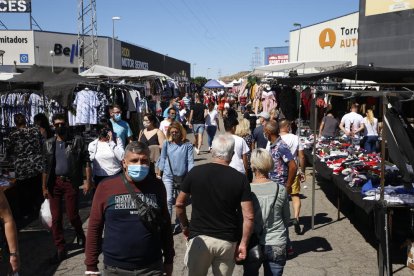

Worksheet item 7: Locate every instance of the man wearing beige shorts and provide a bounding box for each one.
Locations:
[176,134,254,276]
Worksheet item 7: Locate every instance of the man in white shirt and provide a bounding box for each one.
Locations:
[224,117,249,175]
[279,119,305,235]
[339,103,364,138]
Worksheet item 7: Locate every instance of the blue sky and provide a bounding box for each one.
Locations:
[2,0,359,78]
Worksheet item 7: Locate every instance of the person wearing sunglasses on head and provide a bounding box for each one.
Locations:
[42,113,93,264]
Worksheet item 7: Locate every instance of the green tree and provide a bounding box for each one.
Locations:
[192,76,208,88]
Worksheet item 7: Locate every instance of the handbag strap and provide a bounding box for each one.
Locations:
[258,182,280,237]
[120,173,149,213]
[165,142,176,178]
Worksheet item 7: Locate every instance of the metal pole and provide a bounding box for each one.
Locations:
[296,26,301,61]
[311,91,317,230]
[51,56,54,73]
[112,19,115,68]
[29,12,32,30]
[380,95,386,201]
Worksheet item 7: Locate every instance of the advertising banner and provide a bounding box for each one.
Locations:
[264,47,289,65]
[268,54,289,65]
[0,0,31,13]
[366,0,414,16]
[0,30,34,65]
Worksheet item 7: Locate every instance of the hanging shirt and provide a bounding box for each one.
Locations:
[73,90,100,125]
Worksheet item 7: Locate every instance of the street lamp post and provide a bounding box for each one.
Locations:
[112,16,121,68]
[293,23,302,62]
[49,50,55,73]
[207,67,211,79]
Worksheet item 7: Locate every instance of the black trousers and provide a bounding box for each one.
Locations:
[16,173,42,217]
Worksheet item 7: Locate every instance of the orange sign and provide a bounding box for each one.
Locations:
[319,28,336,49]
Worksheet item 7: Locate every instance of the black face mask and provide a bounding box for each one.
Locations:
[55,126,68,137]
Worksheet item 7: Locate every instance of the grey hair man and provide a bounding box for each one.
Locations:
[176,134,254,276]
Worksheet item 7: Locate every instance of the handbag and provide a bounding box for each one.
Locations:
[239,182,280,265]
[166,143,185,190]
[121,173,164,233]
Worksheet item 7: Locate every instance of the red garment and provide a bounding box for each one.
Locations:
[301,89,312,119]
[239,96,247,106]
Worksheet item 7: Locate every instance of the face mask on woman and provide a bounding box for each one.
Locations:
[114,114,122,122]
[127,165,149,182]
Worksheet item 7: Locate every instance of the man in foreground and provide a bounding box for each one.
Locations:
[85,142,174,276]
[176,134,254,276]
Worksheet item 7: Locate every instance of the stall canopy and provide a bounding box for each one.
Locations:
[277,65,414,84]
[5,65,96,107]
[44,69,97,107]
[250,60,352,76]
[204,79,225,89]
[80,65,171,79]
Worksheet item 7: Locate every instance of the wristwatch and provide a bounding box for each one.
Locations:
[9,252,19,257]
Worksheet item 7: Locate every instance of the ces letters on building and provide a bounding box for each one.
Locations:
[0,0,31,13]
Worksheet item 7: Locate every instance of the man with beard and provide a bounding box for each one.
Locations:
[42,113,93,263]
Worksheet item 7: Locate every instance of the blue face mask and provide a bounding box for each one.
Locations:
[114,114,122,122]
[127,165,149,182]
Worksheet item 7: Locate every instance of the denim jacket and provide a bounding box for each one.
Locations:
[42,135,90,192]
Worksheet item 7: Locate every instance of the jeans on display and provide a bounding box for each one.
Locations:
[206,125,217,148]
[364,135,378,153]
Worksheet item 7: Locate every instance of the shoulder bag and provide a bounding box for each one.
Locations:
[238,182,280,265]
[166,142,186,190]
[120,173,164,233]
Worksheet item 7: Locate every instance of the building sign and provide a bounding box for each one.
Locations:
[366,0,414,16]
[268,54,289,64]
[0,30,34,65]
[319,26,358,49]
[121,44,149,70]
[264,46,289,65]
[0,0,31,13]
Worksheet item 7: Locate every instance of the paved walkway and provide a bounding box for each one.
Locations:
[16,122,414,275]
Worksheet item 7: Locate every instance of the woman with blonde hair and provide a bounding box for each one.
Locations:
[243,148,290,276]
[363,108,379,153]
[236,118,254,182]
[157,121,194,233]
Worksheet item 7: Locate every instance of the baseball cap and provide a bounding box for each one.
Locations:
[258,111,270,120]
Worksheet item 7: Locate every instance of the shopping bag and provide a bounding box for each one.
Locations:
[39,199,52,230]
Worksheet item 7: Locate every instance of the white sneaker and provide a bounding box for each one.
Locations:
[194,148,199,155]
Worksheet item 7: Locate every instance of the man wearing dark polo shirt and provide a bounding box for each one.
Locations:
[85,142,174,276]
